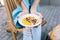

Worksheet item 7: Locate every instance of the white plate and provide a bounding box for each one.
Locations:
[18,13,42,27]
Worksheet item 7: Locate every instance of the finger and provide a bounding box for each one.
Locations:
[38,14,43,18]
[21,12,28,15]
[35,13,43,18]
[18,12,28,18]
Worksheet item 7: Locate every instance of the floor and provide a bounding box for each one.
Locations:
[0,5,60,40]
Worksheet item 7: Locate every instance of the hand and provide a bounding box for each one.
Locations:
[31,11,43,19]
[30,11,43,28]
[17,12,29,19]
[30,8,43,18]
[30,8,36,13]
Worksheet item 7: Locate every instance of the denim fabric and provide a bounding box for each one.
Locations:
[23,25,41,40]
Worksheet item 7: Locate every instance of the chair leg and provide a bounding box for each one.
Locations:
[5,27,11,31]
[17,29,23,32]
[5,27,17,40]
[11,31,17,40]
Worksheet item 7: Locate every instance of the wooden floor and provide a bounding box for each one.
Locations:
[0,5,60,40]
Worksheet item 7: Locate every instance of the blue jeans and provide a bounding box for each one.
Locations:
[23,25,41,40]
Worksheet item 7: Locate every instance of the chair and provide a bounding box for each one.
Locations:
[4,0,23,40]
[4,0,47,40]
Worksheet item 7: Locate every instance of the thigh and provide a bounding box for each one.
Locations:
[31,25,41,40]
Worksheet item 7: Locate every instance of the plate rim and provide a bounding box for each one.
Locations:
[18,13,42,27]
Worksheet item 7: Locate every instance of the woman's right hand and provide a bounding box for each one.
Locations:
[17,11,29,19]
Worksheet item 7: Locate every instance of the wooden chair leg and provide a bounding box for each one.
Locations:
[17,29,23,32]
[5,27,11,31]
[11,31,17,40]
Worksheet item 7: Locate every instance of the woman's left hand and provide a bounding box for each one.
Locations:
[30,11,43,27]
[31,11,43,19]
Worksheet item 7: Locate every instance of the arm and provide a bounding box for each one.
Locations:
[31,0,40,11]
[16,0,28,12]
[20,2,28,12]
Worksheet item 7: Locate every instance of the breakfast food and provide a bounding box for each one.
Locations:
[22,18,31,26]
[22,16,37,26]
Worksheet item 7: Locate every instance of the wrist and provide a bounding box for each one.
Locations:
[23,10,28,12]
[30,8,36,13]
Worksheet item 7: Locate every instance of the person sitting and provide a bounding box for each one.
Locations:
[12,0,46,40]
